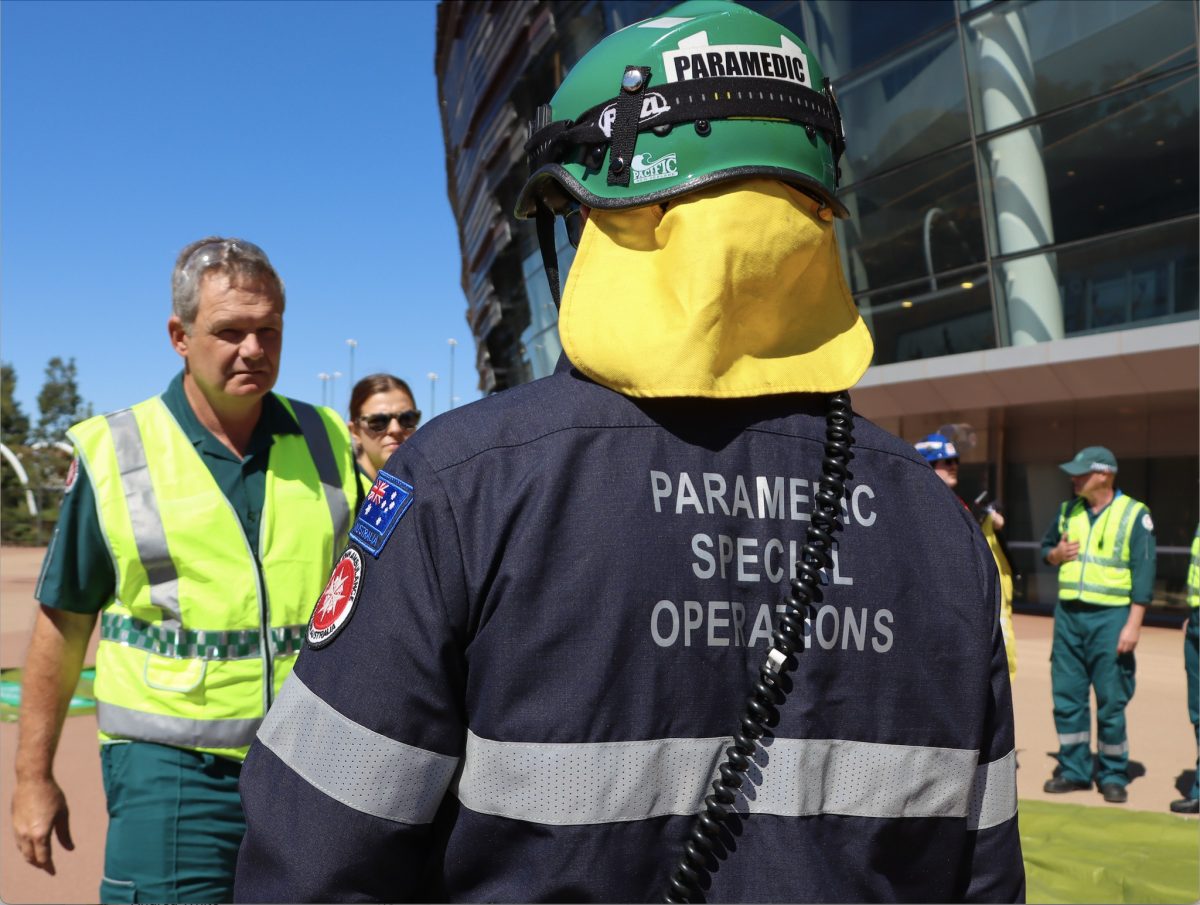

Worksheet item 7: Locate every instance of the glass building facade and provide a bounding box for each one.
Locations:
[435,0,1199,611]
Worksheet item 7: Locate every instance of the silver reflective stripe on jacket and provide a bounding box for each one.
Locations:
[96,701,261,749]
[457,731,1017,828]
[967,749,1018,831]
[257,674,459,825]
[105,408,181,627]
[289,399,351,560]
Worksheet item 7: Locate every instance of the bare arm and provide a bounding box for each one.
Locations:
[11,606,97,875]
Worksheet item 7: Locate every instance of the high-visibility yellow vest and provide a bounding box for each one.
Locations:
[982,515,1016,680]
[1056,494,1146,606]
[70,393,356,760]
[1188,528,1199,609]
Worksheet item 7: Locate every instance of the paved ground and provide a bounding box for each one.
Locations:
[0,545,1194,903]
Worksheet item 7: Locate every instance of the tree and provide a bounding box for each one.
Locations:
[1,362,30,446]
[35,356,91,445]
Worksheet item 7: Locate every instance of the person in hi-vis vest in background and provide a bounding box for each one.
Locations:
[1040,446,1155,805]
[915,432,1017,682]
[11,237,358,903]
[1171,523,1199,814]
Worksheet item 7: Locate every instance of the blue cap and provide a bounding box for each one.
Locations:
[915,433,959,464]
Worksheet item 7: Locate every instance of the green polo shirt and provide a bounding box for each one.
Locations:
[1039,490,1157,605]
[35,372,302,614]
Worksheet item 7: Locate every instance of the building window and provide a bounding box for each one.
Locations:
[837,144,985,296]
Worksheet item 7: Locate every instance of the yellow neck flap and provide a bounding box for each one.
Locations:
[558,178,874,398]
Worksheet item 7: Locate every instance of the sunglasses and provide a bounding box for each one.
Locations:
[357,410,421,433]
[180,239,270,283]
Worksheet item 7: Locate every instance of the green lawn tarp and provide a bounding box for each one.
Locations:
[1021,799,1199,904]
[0,666,95,722]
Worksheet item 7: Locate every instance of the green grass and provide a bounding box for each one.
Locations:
[1021,799,1200,903]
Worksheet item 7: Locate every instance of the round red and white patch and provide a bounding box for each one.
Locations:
[63,456,79,493]
[307,548,363,648]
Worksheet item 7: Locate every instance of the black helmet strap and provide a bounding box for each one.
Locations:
[607,65,653,188]
[526,74,846,186]
[534,197,562,309]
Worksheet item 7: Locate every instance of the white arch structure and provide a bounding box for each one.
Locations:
[0,442,38,517]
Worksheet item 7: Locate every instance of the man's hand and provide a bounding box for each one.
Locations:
[11,606,95,875]
[12,775,73,875]
[1047,536,1079,566]
[1117,604,1146,655]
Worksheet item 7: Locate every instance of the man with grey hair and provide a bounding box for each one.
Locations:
[11,237,358,902]
[1040,445,1156,804]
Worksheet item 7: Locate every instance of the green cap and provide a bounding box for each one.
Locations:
[1059,446,1118,476]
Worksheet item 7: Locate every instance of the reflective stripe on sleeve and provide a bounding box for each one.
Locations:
[967,749,1018,831]
[256,674,459,825]
[457,731,994,825]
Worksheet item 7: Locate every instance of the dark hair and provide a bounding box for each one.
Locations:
[349,373,415,419]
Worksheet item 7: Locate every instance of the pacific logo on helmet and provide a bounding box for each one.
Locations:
[597,92,672,139]
[663,30,811,87]
[631,152,678,184]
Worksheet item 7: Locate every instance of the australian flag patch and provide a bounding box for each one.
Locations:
[351,470,414,557]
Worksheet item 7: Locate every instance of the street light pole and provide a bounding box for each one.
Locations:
[346,338,357,392]
[317,372,330,407]
[427,372,438,418]
[447,338,458,411]
[331,371,343,415]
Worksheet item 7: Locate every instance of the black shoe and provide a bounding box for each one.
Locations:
[1169,797,1199,814]
[1101,783,1128,803]
[1044,776,1090,794]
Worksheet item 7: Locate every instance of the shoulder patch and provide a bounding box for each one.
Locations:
[351,470,414,557]
[307,548,363,648]
[1142,512,1154,532]
[63,456,80,493]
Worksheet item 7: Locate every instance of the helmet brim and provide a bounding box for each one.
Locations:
[515,162,849,221]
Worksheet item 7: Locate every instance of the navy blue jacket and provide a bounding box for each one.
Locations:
[234,364,1023,903]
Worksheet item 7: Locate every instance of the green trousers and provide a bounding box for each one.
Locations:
[1051,601,1136,788]
[99,741,244,903]
[1186,608,1198,799]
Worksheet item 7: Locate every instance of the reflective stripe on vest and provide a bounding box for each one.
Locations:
[106,408,182,626]
[70,394,355,758]
[1188,532,1199,609]
[260,675,1018,831]
[290,399,351,571]
[1057,495,1144,606]
[100,612,307,659]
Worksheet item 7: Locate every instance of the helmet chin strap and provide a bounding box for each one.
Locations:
[534,198,562,309]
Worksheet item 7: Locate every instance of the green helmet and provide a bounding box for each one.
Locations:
[515,0,847,222]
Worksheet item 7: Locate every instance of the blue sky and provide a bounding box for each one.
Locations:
[1,0,476,429]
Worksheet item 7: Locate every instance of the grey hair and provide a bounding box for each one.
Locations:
[171,236,286,331]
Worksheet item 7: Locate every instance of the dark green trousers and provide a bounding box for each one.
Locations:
[1051,601,1136,788]
[1186,608,1198,800]
[99,741,244,903]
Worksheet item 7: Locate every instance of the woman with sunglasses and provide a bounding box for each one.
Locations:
[347,373,420,488]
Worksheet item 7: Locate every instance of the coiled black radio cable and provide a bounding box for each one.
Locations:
[663,391,855,904]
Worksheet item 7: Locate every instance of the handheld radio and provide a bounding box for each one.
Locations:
[663,390,856,903]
